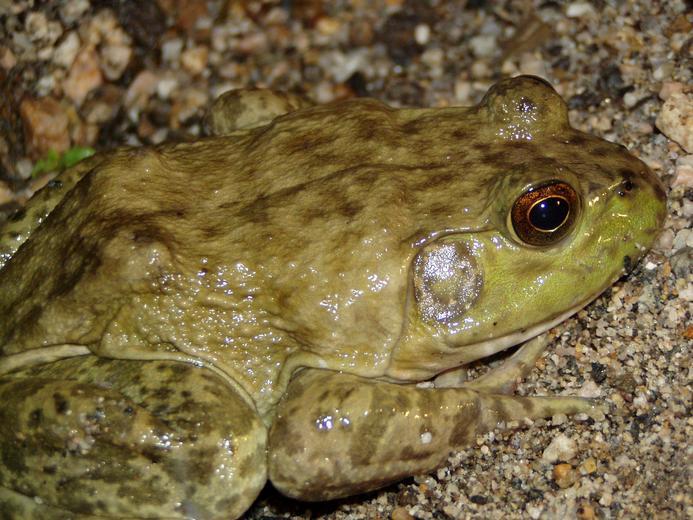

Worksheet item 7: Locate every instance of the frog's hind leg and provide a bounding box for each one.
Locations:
[436,334,553,394]
[268,369,601,502]
[0,356,266,520]
[0,484,104,520]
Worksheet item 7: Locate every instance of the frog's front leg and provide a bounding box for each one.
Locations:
[268,368,598,501]
[434,333,553,393]
[0,357,266,520]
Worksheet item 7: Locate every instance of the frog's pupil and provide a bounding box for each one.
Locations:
[529,197,569,231]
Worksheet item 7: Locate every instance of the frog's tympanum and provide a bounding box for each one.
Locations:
[0,76,666,519]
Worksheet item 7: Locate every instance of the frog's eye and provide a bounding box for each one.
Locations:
[511,181,578,246]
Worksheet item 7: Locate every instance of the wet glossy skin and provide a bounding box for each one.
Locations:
[0,76,666,519]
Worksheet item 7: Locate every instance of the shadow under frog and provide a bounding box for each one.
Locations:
[0,76,666,519]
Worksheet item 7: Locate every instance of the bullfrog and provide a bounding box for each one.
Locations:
[0,76,666,519]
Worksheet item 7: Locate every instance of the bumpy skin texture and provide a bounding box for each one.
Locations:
[0,76,666,519]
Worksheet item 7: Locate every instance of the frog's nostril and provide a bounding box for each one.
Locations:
[617,179,635,197]
[623,255,634,273]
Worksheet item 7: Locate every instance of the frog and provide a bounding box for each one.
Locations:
[0,75,666,519]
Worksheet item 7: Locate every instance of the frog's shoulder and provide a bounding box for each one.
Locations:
[204,89,314,136]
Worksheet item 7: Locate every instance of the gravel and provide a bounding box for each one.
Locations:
[0,1,690,519]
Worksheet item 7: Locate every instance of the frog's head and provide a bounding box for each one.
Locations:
[387,76,667,379]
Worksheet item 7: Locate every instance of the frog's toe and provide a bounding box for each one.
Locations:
[0,358,267,520]
[477,393,603,430]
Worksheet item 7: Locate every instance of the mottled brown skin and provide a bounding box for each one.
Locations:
[0,76,666,518]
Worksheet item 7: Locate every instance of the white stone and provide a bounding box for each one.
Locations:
[673,229,692,251]
[415,24,430,45]
[53,31,80,68]
[578,380,602,398]
[161,38,184,64]
[673,154,693,188]
[656,92,693,153]
[470,34,496,58]
[542,433,577,462]
[566,2,595,17]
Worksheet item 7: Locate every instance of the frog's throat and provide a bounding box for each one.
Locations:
[453,299,586,356]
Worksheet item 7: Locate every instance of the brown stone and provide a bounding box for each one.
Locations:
[576,502,597,519]
[64,47,103,106]
[391,506,415,520]
[553,462,578,489]
[20,96,70,158]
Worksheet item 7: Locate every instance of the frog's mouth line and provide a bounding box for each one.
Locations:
[447,300,590,360]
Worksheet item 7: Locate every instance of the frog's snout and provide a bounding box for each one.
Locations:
[606,163,667,270]
[622,254,634,275]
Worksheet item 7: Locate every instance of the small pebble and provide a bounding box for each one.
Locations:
[552,463,578,489]
[0,46,17,69]
[391,506,414,520]
[156,75,179,100]
[542,433,577,462]
[19,96,70,157]
[470,34,496,58]
[551,413,568,425]
[52,31,80,68]
[181,46,209,76]
[161,38,184,63]
[64,47,103,106]
[0,180,13,205]
[576,502,597,519]
[579,457,598,475]
[656,92,693,153]
[673,229,693,251]
[566,2,595,17]
[59,0,89,25]
[100,44,132,80]
[124,70,158,112]
[316,17,341,37]
[673,154,693,188]
[658,81,686,100]
[414,24,430,45]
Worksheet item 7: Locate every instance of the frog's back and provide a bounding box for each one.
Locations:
[0,98,493,411]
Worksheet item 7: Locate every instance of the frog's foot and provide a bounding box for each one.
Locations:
[476,392,605,428]
[435,333,551,394]
[0,357,266,520]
